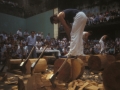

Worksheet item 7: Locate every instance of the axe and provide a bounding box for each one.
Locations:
[49,56,69,87]
[31,45,48,75]
[20,46,35,74]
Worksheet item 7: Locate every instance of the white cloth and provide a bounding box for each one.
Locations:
[67,12,87,56]
[17,30,22,36]
[99,39,105,53]
[36,41,42,47]
[23,31,29,36]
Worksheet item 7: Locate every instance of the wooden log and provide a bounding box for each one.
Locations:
[25,58,47,74]
[43,56,57,65]
[18,71,67,90]
[54,58,84,82]
[18,77,25,90]
[103,61,120,90]
[8,58,47,74]
[7,59,25,70]
[88,54,116,70]
[78,55,91,66]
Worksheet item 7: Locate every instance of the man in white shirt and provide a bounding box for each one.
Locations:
[17,28,23,41]
[17,28,22,37]
[83,31,92,44]
[99,35,108,54]
[41,32,44,39]
[23,30,29,40]
[26,31,37,58]
[46,33,51,41]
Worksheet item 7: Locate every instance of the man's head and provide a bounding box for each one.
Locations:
[50,14,59,24]
[31,31,35,37]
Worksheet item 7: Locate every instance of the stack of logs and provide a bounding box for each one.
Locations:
[5,54,120,90]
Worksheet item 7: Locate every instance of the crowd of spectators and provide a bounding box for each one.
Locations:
[0,29,120,65]
[86,9,120,25]
[0,30,69,64]
[84,38,120,55]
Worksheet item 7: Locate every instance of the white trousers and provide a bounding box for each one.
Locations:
[68,12,87,56]
[99,40,105,53]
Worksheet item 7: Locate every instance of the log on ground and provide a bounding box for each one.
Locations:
[7,59,25,71]
[103,60,120,90]
[25,58,47,74]
[54,58,84,82]
[88,54,115,70]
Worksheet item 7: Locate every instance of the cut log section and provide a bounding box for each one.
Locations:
[8,59,25,70]
[18,72,67,90]
[88,54,116,70]
[25,58,47,74]
[54,58,84,82]
[8,58,47,74]
[43,56,57,65]
[103,60,120,90]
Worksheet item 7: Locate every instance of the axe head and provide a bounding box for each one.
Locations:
[20,62,24,67]
[49,72,59,88]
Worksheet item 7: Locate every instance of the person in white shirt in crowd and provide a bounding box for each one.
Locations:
[83,31,92,44]
[22,43,28,58]
[95,42,101,52]
[17,43,28,59]
[93,43,100,54]
[36,39,43,46]
[23,30,29,40]
[13,34,18,41]
[26,31,37,58]
[36,32,41,36]
[36,45,41,51]
[40,44,45,50]
[46,33,51,41]
[45,45,52,50]
[36,32,41,40]
[11,45,19,58]
[83,31,92,47]
[20,39,26,46]
[1,32,7,41]
[62,45,69,56]
[41,32,44,39]
[17,28,23,40]
[99,35,108,54]
[17,44,23,58]
[5,41,12,48]
[62,36,67,41]
[17,28,22,37]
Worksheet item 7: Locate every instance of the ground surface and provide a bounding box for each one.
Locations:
[0,65,104,90]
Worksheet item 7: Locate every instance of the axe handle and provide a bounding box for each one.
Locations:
[57,57,69,72]
[53,57,69,76]
[20,46,35,67]
[31,45,48,75]
[49,57,69,87]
